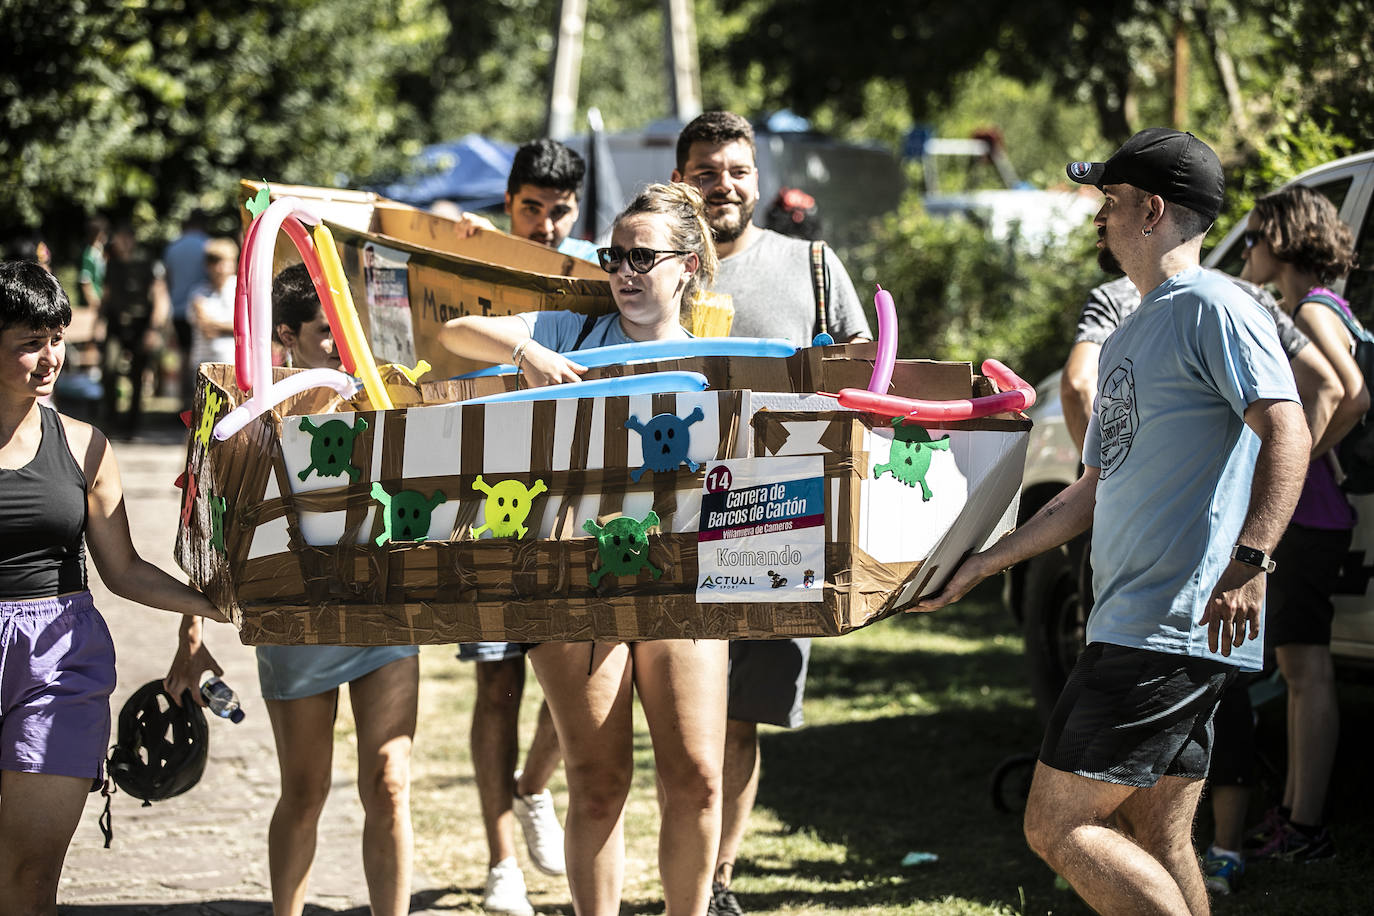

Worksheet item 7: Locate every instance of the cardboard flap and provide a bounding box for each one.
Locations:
[885,430,1030,611]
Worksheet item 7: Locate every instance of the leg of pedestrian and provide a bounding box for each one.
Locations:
[1024,764,1197,916]
[265,689,339,916]
[529,642,635,916]
[514,701,566,877]
[350,655,419,916]
[634,639,728,916]
[0,771,92,915]
[472,655,532,916]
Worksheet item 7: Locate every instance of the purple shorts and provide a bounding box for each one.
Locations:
[1,592,116,780]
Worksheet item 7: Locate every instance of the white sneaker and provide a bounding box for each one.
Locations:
[513,772,566,876]
[482,858,534,916]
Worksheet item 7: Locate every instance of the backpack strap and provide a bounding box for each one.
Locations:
[810,240,830,339]
[571,312,599,351]
[1297,291,1367,343]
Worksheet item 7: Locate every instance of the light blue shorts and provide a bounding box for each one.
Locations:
[256,644,419,701]
[457,642,533,663]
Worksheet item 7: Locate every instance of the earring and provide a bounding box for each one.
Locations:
[1142,226,1153,237]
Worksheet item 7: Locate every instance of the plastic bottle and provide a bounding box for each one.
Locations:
[200,676,246,723]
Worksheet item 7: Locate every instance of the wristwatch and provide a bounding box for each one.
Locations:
[1231,544,1277,574]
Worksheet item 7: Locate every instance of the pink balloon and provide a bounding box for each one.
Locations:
[216,197,359,441]
[280,217,358,375]
[213,367,358,441]
[867,283,898,393]
[837,358,1035,422]
[234,213,263,392]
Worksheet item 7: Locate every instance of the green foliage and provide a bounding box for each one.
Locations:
[1212,117,1357,246]
[422,0,555,141]
[1262,0,1374,145]
[850,192,1103,384]
[0,0,447,237]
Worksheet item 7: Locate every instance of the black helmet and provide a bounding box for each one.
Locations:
[107,680,209,805]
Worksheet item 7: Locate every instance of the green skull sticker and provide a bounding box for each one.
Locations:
[872,418,951,501]
[297,415,369,482]
[209,495,228,553]
[371,482,447,546]
[470,475,548,540]
[583,511,662,587]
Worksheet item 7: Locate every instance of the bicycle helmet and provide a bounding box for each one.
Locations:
[107,680,209,805]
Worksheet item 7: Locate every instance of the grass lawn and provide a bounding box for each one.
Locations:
[375,580,1374,915]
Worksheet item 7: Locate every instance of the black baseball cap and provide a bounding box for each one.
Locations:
[1066,128,1225,223]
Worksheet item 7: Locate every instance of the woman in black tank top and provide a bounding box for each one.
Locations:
[0,261,228,914]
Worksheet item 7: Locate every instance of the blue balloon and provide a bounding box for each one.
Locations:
[460,371,709,405]
[450,337,796,379]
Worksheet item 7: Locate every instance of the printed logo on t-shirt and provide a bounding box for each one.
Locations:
[1098,359,1138,479]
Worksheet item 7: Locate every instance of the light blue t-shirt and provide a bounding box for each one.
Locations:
[557,236,600,263]
[518,310,690,352]
[163,230,208,319]
[1083,266,1299,671]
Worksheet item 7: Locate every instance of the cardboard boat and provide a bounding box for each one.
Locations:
[176,352,1029,645]
[176,182,1031,645]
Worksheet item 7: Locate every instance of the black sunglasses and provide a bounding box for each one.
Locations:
[1243,229,1263,249]
[597,246,690,274]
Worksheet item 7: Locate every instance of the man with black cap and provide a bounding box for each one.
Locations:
[917,128,1310,915]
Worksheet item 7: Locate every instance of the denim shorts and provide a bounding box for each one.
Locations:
[256,644,419,701]
[1,591,116,780]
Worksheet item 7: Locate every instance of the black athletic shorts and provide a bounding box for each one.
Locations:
[1040,643,1235,788]
[726,638,809,728]
[1207,676,1259,787]
[1267,523,1351,649]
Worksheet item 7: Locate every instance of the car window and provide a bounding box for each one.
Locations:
[1346,191,1374,323]
[1211,232,1248,278]
[1316,176,1354,213]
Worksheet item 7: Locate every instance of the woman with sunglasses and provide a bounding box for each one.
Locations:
[441,182,727,916]
[1235,184,1363,863]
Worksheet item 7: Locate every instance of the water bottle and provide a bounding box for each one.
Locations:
[200,676,246,723]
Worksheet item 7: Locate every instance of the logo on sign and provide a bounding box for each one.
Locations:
[700,575,755,590]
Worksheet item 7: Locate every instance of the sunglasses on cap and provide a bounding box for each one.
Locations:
[1243,229,1263,249]
[597,246,690,274]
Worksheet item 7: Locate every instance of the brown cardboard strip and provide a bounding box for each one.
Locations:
[228,529,914,645]
[181,359,1024,648]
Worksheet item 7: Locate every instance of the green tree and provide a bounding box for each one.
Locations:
[0,0,446,237]
[850,196,1103,384]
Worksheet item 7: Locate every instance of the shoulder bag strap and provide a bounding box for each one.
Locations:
[571,312,599,351]
[810,240,830,338]
[1298,291,1367,342]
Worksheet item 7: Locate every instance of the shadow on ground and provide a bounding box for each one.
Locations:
[752,624,1374,915]
[59,888,454,915]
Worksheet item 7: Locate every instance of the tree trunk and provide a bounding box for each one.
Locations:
[1194,1,1254,146]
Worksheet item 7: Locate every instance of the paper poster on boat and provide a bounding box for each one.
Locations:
[696,456,825,603]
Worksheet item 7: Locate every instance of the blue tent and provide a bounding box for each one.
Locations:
[371,135,517,210]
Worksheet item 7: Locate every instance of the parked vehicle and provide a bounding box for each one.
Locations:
[1007,151,1374,716]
